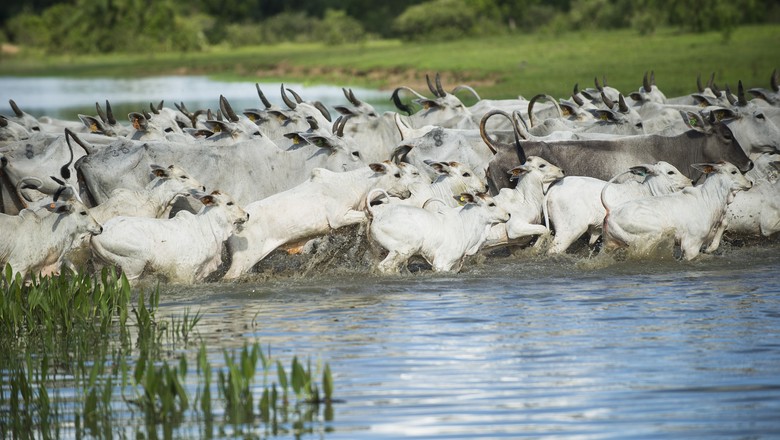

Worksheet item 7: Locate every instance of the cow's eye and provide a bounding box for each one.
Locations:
[180,175,188,179]
[667,171,675,175]
[227,202,234,206]
[352,151,361,158]
[394,173,401,178]
[756,113,766,120]
[488,203,496,207]
[164,127,174,133]
[731,171,737,175]
[462,172,471,177]
[539,164,546,168]
[80,211,88,216]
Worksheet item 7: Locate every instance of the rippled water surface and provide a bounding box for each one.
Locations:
[154,240,780,439]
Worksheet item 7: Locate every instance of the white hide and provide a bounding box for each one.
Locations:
[91,191,248,284]
[545,161,693,254]
[0,200,103,279]
[369,193,509,273]
[603,161,753,260]
[223,162,427,279]
[484,156,564,247]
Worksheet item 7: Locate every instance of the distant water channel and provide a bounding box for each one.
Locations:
[0,75,391,121]
[2,75,780,438]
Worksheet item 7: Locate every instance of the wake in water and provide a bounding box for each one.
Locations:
[212,223,780,282]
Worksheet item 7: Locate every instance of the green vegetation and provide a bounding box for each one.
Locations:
[0,264,336,438]
[1,24,778,100]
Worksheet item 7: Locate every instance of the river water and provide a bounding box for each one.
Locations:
[157,233,780,439]
[3,75,780,438]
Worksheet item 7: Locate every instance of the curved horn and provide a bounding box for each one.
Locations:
[256,83,273,109]
[391,145,412,164]
[618,94,629,113]
[65,128,96,156]
[511,110,531,141]
[650,70,656,86]
[96,102,107,123]
[60,130,76,179]
[772,68,779,93]
[451,85,481,101]
[286,88,303,104]
[572,92,584,107]
[143,110,152,121]
[601,91,615,109]
[426,74,439,97]
[696,74,704,93]
[711,81,722,98]
[737,80,748,106]
[527,94,563,127]
[336,114,353,137]
[435,72,446,97]
[724,84,737,106]
[391,86,426,115]
[105,100,116,125]
[479,110,508,154]
[643,71,652,93]
[149,102,159,115]
[343,88,361,107]
[313,101,332,122]
[15,177,44,207]
[595,76,603,92]
[280,83,297,109]
[707,72,715,91]
[9,99,24,118]
[220,95,239,123]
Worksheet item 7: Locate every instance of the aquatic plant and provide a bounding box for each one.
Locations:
[0,266,337,438]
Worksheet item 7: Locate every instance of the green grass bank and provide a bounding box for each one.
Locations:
[1,25,778,100]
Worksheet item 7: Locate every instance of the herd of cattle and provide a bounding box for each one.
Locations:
[1,70,779,283]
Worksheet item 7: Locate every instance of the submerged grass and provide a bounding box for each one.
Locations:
[1,25,778,99]
[0,264,336,438]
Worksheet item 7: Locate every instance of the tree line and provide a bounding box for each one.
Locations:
[2,0,777,54]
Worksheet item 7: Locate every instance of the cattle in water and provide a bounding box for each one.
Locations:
[602,161,753,260]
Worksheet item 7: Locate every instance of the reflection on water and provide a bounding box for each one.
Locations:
[0,76,391,120]
[153,239,780,438]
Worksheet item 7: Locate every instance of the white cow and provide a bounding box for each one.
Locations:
[705,153,780,247]
[387,160,488,208]
[602,161,753,260]
[368,192,509,273]
[61,164,207,272]
[91,190,248,284]
[1,199,103,279]
[483,156,564,248]
[223,161,426,279]
[545,161,693,254]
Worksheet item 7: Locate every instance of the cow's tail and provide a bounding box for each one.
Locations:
[365,188,391,218]
[542,177,565,231]
[600,170,632,237]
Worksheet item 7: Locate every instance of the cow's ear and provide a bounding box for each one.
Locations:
[559,102,576,116]
[691,163,717,174]
[243,110,265,123]
[414,99,440,110]
[45,202,71,214]
[268,110,289,122]
[709,107,738,123]
[681,111,709,133]
[629,164,654,177]
[78,114,106,134]
[300,135,333,151]
[198,195,216,206]
[454,193,474,205]
[128,112,147,130]
[629,92,644,102]
[150,164,169,178]
[591,109,618,122]
[692,94,716,107]
[424,160,449,175]
[369,162,388,173]
[508,165,529,180]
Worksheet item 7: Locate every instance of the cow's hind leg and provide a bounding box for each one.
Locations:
[377,250,411,274]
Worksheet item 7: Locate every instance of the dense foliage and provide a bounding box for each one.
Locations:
[1,0,778,53]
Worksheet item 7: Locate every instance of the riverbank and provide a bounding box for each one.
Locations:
[1,25,778,99]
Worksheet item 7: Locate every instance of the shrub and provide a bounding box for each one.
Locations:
[314,9,368,46]
[393,0,480,41]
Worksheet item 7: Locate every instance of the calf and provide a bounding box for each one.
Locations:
[91,190,248,284]
[484,156,564,248]
[1,198,102,279]
[368,192,509,273]
[389,160,487,208]
[223,162,426,279]
[545,161,692,254]
[602,161,752,260]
